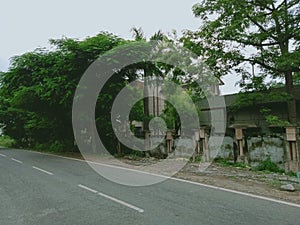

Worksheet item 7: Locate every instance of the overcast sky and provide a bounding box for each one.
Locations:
[0,0,240,94]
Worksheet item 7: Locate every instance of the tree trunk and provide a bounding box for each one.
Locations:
[285,71,297,125]
[143,77,150,132]
[143,68,151,153]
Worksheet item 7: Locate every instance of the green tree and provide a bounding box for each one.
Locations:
[184,0,300,125]
[0,32,126,151]
[130,28,166,136]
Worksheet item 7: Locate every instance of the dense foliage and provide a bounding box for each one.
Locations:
[0,31,202,154]
[184,0,300,125]
[0,32,126,152]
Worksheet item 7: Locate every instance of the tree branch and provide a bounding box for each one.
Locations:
[230,38,280,47]
[242,58,279,72]
[245,15,278,41]
[240,57,300,74]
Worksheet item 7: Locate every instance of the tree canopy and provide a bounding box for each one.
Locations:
[0,30,203,154]
[0,32,126,151]
[183,0,300,125]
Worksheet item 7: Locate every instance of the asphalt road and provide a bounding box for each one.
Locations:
[0,148,299,225]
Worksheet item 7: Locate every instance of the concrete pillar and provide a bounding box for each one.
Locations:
[116,141,122,157]
[191,130,200,162]
[200,127,210,162]
[235,127,245,163]
[144,130,151,157]
[285,126,300,173]
[166,130,173,154]
[194,130,200,155]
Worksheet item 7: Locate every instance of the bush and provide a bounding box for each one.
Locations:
[33,140,75,153]
[255,157,284,173]
[0,135,16,148]
[33,143,50,152]
[190,155,202,162]
[49,141,65,152]
[214,158,248,168]
[130,150,145,158]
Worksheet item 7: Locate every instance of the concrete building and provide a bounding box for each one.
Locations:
[199,85,300,172]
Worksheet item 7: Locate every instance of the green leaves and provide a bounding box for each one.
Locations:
[189,0,300,125]
[0,32,126,151]
[189,0,300,79]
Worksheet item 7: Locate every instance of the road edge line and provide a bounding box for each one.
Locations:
[17,148,300,209]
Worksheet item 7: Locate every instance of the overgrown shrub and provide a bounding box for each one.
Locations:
[0,135,16,148]
[33,143,50,152]
[190,155,202,162]
[33,140,76,152]
[255,157,284,173]
[214,158,248,168]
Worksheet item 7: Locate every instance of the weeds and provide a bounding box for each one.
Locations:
[214,158,249,168]
[254,156,285,173]
[0,135,16,148]
[190,155,202,162]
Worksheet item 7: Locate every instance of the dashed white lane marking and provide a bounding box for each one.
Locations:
[0,154,7,157]
[32,166,54,175]
[78,184,144,213]
[78,184,98,193]
[23,149,300,209]
[11,158,23,164]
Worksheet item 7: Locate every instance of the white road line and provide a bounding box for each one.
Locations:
[0,153,7,157]
[78,184,98,194]
[78,184,144,213]
[23,149,300,209]
[11,158,23,164]
[168,177,300,209]
[32,166,54,175]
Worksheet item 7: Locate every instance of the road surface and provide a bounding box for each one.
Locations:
[0,148,299,225]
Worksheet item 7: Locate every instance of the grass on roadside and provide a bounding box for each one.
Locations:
[189,154,202,163]
[214,158,249,169]
[214,156,298,178]
[0,135,16,148]
[253,157,285,174]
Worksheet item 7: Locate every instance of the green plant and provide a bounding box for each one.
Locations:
[285,171,297,177]
[0,135,16,148]
[33,143,49,152]
[268,179,281,188]
[214,158,249,168]
[214,158,233,166]
[33,141,68,152]
[234,162,249,168]
[260,107,290,127]
[255,157,284,173]
[49,141,66,152]
[190,154,201,162]
[128,150,145,159]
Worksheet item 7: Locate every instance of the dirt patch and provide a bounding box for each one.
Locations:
[176,163,300,204]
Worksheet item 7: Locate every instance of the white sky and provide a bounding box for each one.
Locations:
[0,0,240,94]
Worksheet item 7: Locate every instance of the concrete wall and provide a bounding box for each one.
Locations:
[215,134,285,167]
[247,136,285,165]
[198,90,300,166]
[214,136,234,159]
